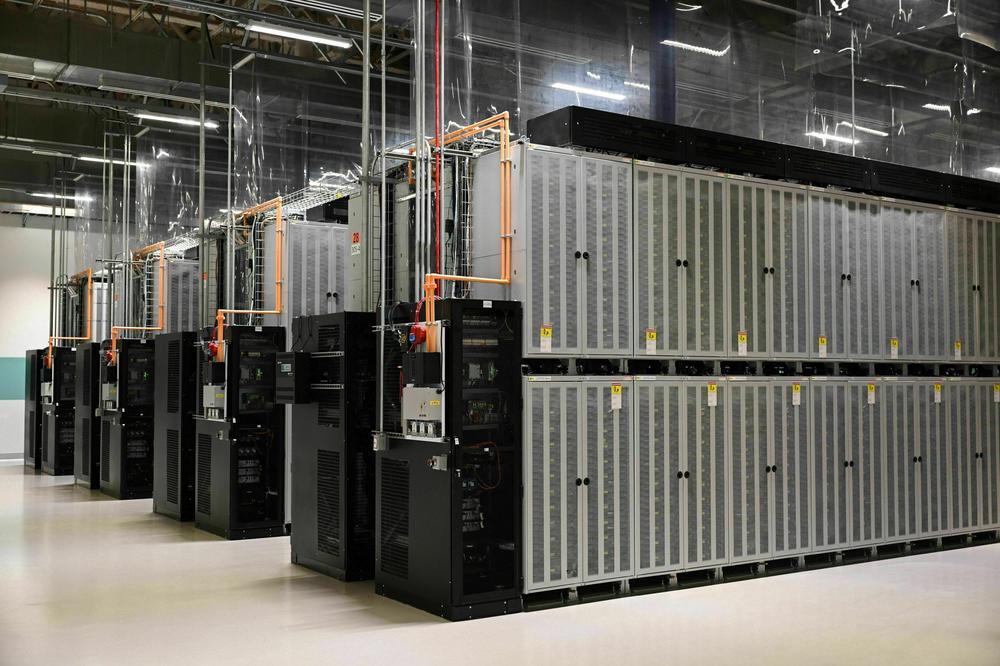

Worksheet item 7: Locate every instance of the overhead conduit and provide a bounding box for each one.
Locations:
[46,267,94,368]
[109,241,166,365]
[423,111,511,352]
[213,196,284,362]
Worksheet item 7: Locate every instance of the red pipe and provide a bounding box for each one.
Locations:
[433,0,442,283]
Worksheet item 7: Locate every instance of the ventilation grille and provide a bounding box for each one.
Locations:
[690,131,785,179]
[317,450,341,556]
[166,429,179,505]
[351,451,371,532]
[101,424,110,482]
[379,458,410,579]
[82,351,91,407]
[197,433,212,515]
[787,147,866,189]
[41,417,49,462]
[317,324,342,352]
[167,341,180,414]
[317,391,342,428]
[82,417,90,471]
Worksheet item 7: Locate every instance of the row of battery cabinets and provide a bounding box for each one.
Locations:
[514,146,1000,361]
[522,376,1000,594]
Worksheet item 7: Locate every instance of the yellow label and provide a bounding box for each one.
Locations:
[737,333,748,344]
[429,399,441,406]
[934,384,942,392]
[610,383,623,395]
[645,329,657,342]
[707,383,717,393]
[867,383,876,393]
[955,340,962,350]
[540,325,553,339]
[818,336,827,345]
[890,338,899,348]
[215,393,225,400]
[792,384,801,394]
[995,384,1000,392]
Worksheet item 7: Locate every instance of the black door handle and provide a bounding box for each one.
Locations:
[765,465,772,473]
[769,267,775,274]
[575,478,583,487]
[677,471,684,479]
[849,460,855,468]
[762,267,769,276]
[772,464,778,473]
[683,471,690,479]
[915,279,920,287]
[583,477,591,486]
[844,461,850,468]
[918,455,923,462]
[575,251,582,259]
[841,273,847,281]
[682,259,689,268]
[582,251,590,260]
[910,279,915,286]
[913,456,918,463]
[846,273,852,281]
[676,259,683,267]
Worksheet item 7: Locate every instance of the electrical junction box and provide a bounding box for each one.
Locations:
[202,385,226,419]
[275,351,310,404]
[402,386,444,437]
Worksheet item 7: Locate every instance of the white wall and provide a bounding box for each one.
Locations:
[0,218,63,457]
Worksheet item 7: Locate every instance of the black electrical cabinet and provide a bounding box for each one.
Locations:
[23,349,44,470]
[74,342,102,489]
[375,299,523,620]
[41,347,76,475]
[153,332,199,520]
[280,312,377,581]
[99,338,155,499]
[194,325,285,540]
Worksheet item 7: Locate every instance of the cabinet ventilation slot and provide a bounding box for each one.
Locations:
[101,424,111,482]
[167,340,180,413]
[317,392,342,428]
[196,433,212,515]
[82,416,90,471]
[379,459,410,579]
[317,324,342,352]
[317,449,341,556]
[166,429,179,505]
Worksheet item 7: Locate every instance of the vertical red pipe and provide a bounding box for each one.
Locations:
[434,0,442,282]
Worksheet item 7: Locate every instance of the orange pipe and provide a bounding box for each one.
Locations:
[422,112,511,352]
[213,196,284,362]
[109,242,166,365]
[46,268,94,368]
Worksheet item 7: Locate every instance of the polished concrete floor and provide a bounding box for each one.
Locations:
[2,460,1000,666]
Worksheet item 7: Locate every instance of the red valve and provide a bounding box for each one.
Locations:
[206,340,219,359]
[103,350,114,365]
[408,324,426,346]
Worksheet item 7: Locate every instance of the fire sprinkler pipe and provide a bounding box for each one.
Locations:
[109,241,166,365]
[212,196,284,362]
[422,111,511,352]
[46,268,94,368]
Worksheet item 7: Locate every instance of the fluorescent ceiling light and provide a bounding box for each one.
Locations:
[31,149,74,158]
[79,156,146,168]
[551,82,625,101]
[244,21,351,48]
[134,112,219,129]
[675,2,702,10]
[805,131,859,145]
[155,149,171,159]
[661,38,730,57]
[986,167,1000,175]
[837,121,888,137]
[967,108,982,115]
[277,1,381,21]
[0,202,77,216]
[30,192,94,202]
[586,71,601,80]
[624,80,651,90]
[923,103,951,112]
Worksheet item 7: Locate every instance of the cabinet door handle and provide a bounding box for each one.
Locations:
[682,259,689,268]
[582,251,590,260]
[849,460,855,468]
[676,259,683,267]
[575,478,583,487]
[683,471,690,479]
[844,460,850,468]
[913,456,918,463]
[918,455,923,462]
[846,273,852,281]
[772,464,778,473]
[762,267,769,276]
[841,273,847,281]
[676,471,684,479]
[769,267,775,275]
[575,251,582,259]
[583,477,591,486]
[765,465,772,473]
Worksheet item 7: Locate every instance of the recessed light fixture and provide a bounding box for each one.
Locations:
[244,21,351,48]
[551,82,626,101]
[661,38,730,57]
[134,112,219,129]
[805,131,859,145]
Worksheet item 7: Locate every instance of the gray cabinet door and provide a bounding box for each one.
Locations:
[916,382,947,536]
[809,193,848,359]
[881,204,914,359]
[524,150,580,356]
[911,207,948,359]
[581,379,633,583]
[635,379,684,575]
[946,214,977,360]
[522,379,583,592]
[883,382,918,542]
[946,382,977,533]
[683,381,728,568]
[848,381,885,546]
[811,381,850,551]
[772,381,811,556]
[973,382,999,528]
[581,158,632,357]
[729,182,770,357]
[683,173,728,356]
[768,186,810,357]
[635,166,683,356]
[844,199,882,358]
[980,219,1000,360]
[729,382,771,562]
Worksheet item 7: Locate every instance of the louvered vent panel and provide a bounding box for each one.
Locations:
[101,424,110,482]
[197,433,212,515]
[317,324,342,352]
[317,392,342,428]
[82,417,91,471]
[82,352,91,407]
[170,272,180,333]
[166,429,179,505]
[167,341,180,413]
[379,458,409,579]
[317,450,341,556]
